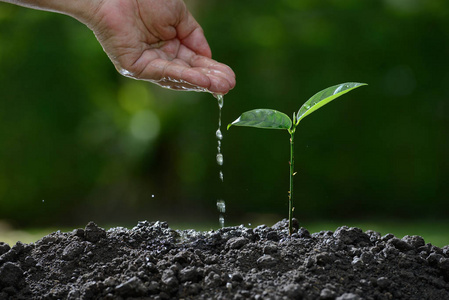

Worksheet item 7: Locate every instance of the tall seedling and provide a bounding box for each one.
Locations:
[228,82,367,234]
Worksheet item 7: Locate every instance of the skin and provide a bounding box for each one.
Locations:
[1,0,236,94]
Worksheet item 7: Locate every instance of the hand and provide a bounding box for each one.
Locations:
[86,0,235,94]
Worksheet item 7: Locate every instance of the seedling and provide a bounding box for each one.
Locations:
[227,82,367,235]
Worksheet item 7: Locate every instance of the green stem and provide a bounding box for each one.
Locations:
[288,128,295,235]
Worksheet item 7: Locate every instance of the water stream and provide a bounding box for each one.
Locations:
[214,94,225,228]
[140,75,227,228]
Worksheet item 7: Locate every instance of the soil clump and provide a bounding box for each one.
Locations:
[0,219,448,299]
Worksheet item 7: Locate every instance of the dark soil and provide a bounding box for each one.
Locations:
[0,219,448,299]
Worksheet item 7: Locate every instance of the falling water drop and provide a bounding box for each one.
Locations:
[216,129,223,140]
[216,153,224,166]
[219,216,225,228]
[216,199,226,213]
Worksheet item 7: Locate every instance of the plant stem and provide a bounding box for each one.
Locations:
[288,129,295,235]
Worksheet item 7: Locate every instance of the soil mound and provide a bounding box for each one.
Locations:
[0,220,448,299]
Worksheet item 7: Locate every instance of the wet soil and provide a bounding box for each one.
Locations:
[0,219,448,299]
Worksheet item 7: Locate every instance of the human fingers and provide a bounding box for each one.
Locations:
[189,55,236,88]
[174,46,236,91]
[139,58,234,94]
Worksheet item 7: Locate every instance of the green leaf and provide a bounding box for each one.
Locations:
[227,109,292,130]
[296,82,367,124]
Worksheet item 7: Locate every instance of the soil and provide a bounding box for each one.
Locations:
[0,219,448,300]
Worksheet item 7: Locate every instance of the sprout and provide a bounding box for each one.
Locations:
[228,82,367,234]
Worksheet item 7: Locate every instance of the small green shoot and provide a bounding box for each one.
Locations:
[227,82,367,235]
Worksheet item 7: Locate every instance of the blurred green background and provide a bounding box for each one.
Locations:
[1,0,448,244]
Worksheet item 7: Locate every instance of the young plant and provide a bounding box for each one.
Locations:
[227,82,367,235]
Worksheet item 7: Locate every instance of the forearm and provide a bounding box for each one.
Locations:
[0,0,101,24]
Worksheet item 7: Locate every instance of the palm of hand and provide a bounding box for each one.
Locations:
[89,0,235,94]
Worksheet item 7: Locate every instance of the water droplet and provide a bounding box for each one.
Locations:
[42,200,45,203]
[219,171,224,182]
[216,129,223,140]
[217,200,226,213]
[216,153,223,166]
[118,67,135,77]
[333,85,344,95]
[152,195,155,198]
[219,216,225,228]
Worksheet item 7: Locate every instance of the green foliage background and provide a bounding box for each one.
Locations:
[1,0,448,227]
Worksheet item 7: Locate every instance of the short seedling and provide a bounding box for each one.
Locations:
[227,82,367,235]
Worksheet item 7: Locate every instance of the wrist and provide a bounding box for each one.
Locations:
[53,0,104,25]
[5,0,104,25]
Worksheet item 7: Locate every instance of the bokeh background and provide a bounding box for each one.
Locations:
[1,0,448,238]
